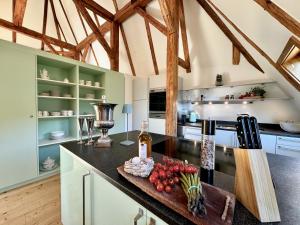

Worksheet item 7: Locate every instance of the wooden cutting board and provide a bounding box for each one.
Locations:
[117,165,236,225]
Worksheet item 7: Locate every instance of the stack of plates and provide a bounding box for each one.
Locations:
[49,131,65,140]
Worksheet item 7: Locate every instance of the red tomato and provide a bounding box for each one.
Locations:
[180,166,185,173]
[151,171,159,179]
[173,165,180,173]
[174,176,180,184]
[159,170,167,179]
[168,178,175,186]
[165,185,172,193]
[149,175,157,184]
[156,183,164,192]
[162,180,168,186]
[166,171,172,178]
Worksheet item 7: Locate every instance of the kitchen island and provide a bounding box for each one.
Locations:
[60,131,300,225]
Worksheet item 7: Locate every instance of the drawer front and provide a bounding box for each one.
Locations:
[184,133,202,141]
[185,127,202,135]
[276,145,300,159]
[277,136,300,148]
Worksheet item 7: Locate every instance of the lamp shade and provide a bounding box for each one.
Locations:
[122,104,132,114]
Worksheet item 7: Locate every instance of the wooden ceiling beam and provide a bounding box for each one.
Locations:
[112,0,136,76]
[136,7,167,35]
[159,0,179,136]
[144,13,159,75]
[254,0,300,37]
[82,44,90,62]
[0,18,76,50]
[178,57,190,69]
[12,0,16,42]
[81,0,114,21]
[41,0,49,50]
[178,0,191,73]
[74,0,112,57]
[76,5,99,66]
[110,21,120,71]
[43,39,59,55]
[232,45,241,65]
[12,0,27,42]
[196,0,264,73]
[77,0,153,50]
[49,0,64,51]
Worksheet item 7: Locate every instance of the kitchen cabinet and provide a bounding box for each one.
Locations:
[260,134,276,154]
[60,148,92,225]
[215,130,238,148]
[0,46,38,190]
[149,118,166,135]
[61,147,168,225]
[133,77,149,101]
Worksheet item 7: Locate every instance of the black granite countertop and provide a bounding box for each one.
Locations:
[178,120,300,138]
[62,131,300,225]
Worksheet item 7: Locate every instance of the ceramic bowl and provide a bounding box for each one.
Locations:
[49,131,65,140]
[280,121,300,133]
[85,93,95,99]
[50,112,61,117]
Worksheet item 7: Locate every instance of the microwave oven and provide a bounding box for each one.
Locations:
[149,89,166,114]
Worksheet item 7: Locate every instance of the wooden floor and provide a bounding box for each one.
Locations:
[0,175,62,225]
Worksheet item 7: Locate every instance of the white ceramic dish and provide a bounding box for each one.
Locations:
[85,93,95,99]
[50,112,61,116]
[40,163,58,172]
[280,121,300,133]
[49,131,65,140]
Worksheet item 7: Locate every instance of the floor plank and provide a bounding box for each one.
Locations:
[0,175,62,225]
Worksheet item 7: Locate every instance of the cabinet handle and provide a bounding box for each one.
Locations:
[134,208,144,225]
[83,172,90,225]
[149,218,156,225]
[30,115,34,118]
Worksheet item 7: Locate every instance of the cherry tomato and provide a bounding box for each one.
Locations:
[168,178,175,186]
[180,166,185,173]
[159,170,167,179]
[149,175,157,184]
[174,176,180,184]
[173,165,180,173]
[156,183,164,192]
[165,185,172,193]
[162,180,168,186]
[151,171,159,179]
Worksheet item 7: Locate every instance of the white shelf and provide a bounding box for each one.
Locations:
[191,97,292,105]
[79,84,105,90]
[38,95,76,100]
[38,137,77,147]
[37,78,76,87]
[79,98,102,102]
[38,115,77,119]
[183,79,277,91]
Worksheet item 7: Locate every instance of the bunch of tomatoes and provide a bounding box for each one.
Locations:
[148,156,198,193]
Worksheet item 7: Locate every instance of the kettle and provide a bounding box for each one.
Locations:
[189,112,197,123]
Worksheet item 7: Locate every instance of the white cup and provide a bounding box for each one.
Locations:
[79,80,85,85]
[94,82,100,87]
[86,80,92,86]
[64,78,69,83]
[43,111,49,117]
[38,111,43,117]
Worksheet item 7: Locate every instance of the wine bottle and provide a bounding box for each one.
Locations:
[138,121,152,159]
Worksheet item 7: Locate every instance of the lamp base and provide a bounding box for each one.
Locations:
[120,140,135,146]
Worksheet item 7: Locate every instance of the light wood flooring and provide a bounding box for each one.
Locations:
[0,175,62,225]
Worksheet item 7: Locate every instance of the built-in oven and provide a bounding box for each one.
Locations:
[149,89,166,118]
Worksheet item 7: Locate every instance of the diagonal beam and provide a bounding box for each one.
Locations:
[178,0,191,73]
[82,44,90,62]
[41,0,49,50]
[196,0,264,73]
[49,0,64,51]
[12,0,16,42]
[144,13,159,75]
[110,21,120,71]
[254,0,300,37]
[76,5,99,65]
[81,0,114,21]
[43,39,59,55]
[135,7,167,35]
[13,0,27,42]
[0,18,76,50]
[112,0,136,76]
[77,0,153,51]
[74,0,112,57]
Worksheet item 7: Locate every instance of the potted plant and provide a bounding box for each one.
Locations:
[250,86,266,98]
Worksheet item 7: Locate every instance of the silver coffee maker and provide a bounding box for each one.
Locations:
[91,97,117,147]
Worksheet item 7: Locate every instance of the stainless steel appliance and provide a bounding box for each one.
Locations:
[91,98,117,147]
[149,89,166,118]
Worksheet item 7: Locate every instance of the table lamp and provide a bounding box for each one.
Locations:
[120,104,135,146]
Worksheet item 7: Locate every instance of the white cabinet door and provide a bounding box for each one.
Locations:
[260,134,276,154]
[146,211,168,225]
[184,127,202,141]
[215,130,237,147]
[60,148,91,225]
[0,47,37,190]
[133,100,149,130]
[149,118,166,135]
[276,145,300,159]
[92,171,147,225]
[133,77,148,101]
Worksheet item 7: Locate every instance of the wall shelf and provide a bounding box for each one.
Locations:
[37,78,76,87]
[38,115,77,119]
[79,84,105,90]
[79,98,102,102]
[38,95,76,100]
[38,137,77,147]
[191,97,292,105]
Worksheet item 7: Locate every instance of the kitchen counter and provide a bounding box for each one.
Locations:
[178,121,300,138]
[62,131,300,225]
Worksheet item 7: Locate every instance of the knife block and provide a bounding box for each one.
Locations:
[234,148,280,223]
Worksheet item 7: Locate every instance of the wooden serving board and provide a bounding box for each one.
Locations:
[117,165,236,225]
